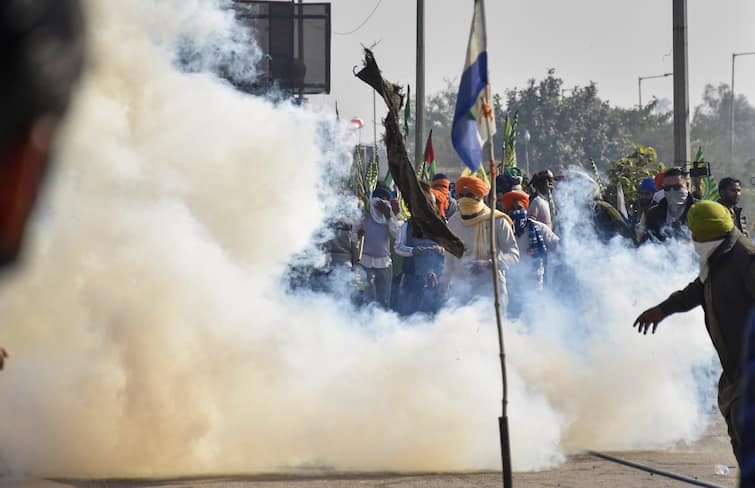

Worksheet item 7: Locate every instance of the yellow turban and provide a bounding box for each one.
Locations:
[687,201,734,242]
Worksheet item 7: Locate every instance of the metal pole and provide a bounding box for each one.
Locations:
[672,0,690,173]
[730,53,755,164]
[731,53,736,164]
[297,0,304,104]
[415,0,425,166]
[525,142,530,177]
[588,451,725,488]
[373,88,378,151]
[484,86,513,488]
[638,73,672,110]
[638,77,642,108]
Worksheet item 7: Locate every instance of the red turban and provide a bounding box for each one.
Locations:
[502,190,530,211]
[456,176,490,198]
[654,172,665,191]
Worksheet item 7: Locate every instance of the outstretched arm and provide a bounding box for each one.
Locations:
[633,278,704,334]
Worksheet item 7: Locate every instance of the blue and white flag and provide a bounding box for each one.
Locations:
[451,0,495,172]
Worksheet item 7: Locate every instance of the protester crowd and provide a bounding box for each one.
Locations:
[313,164,749,320]
[307,163,755,476]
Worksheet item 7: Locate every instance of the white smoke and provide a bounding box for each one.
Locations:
[0,0,717,478]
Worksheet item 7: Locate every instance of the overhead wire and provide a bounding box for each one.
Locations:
[333,0,383,36]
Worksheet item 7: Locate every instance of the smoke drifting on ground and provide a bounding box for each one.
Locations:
[0,0,717,478]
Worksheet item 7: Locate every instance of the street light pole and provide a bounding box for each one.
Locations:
[524,130,531,177]
[731,52,755,164]
[638,73,672,108]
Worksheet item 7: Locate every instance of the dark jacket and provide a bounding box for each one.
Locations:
[643,194,698,242]
[718,199,748,237]
[659,229,755,420]
[740,313,755,485]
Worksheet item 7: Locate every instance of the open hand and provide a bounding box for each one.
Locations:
[375,200,391,219]
[633,306,667,335]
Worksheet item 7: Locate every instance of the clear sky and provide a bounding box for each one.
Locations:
[307,0,755,138]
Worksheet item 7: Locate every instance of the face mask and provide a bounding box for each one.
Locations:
[510,209,528,234]
[458,197,485,216]
[665,188,688,206]
[694,238,725,281]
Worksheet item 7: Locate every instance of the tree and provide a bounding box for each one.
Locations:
[424,79,458,174]
[501,70,634,174]
[603,144,665,211]
[692,83,755,180]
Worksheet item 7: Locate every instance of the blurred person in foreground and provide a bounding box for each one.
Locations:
[444,175,518,312]
[740,311,755,486]
[634,201,755,465]
[0,0,85,370]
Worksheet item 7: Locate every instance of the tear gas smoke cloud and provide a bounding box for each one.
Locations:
[0,0,717,478]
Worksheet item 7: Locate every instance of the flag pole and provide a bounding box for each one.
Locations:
[483,86,513,488]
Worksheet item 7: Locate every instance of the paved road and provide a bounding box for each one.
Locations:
[0,419,739,488]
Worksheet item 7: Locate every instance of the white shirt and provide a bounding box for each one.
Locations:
[444,212,520,306]
[528,194,552,228]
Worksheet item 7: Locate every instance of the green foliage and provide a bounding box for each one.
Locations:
[349,148,367,205]
[691,146,719,201]
[604,144,665,208]
[365,152,379,194]
[349,147,380,211]
[499,112,519,172]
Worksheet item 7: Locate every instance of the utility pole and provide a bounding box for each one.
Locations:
[672,0,690,173]
[731,52,755,164]
[415,0,425,166]
[297,0,304,105]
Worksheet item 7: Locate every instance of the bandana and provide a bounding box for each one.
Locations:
[458,198,513,260]
[665,188,689,224]
[511,209,546,257]
[694,238,724,281]
[430,188,448,218]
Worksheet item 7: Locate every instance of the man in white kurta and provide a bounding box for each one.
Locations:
[444,176,519,310]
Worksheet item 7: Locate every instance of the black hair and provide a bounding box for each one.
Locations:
[718,177,741,193]
[372,184,392,200]
[663,167,687,178]
[0,0,85,157]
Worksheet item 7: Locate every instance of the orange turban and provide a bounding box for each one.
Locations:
[456,176,490,199]
[430,188,448,217]
[502,190,529,211]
